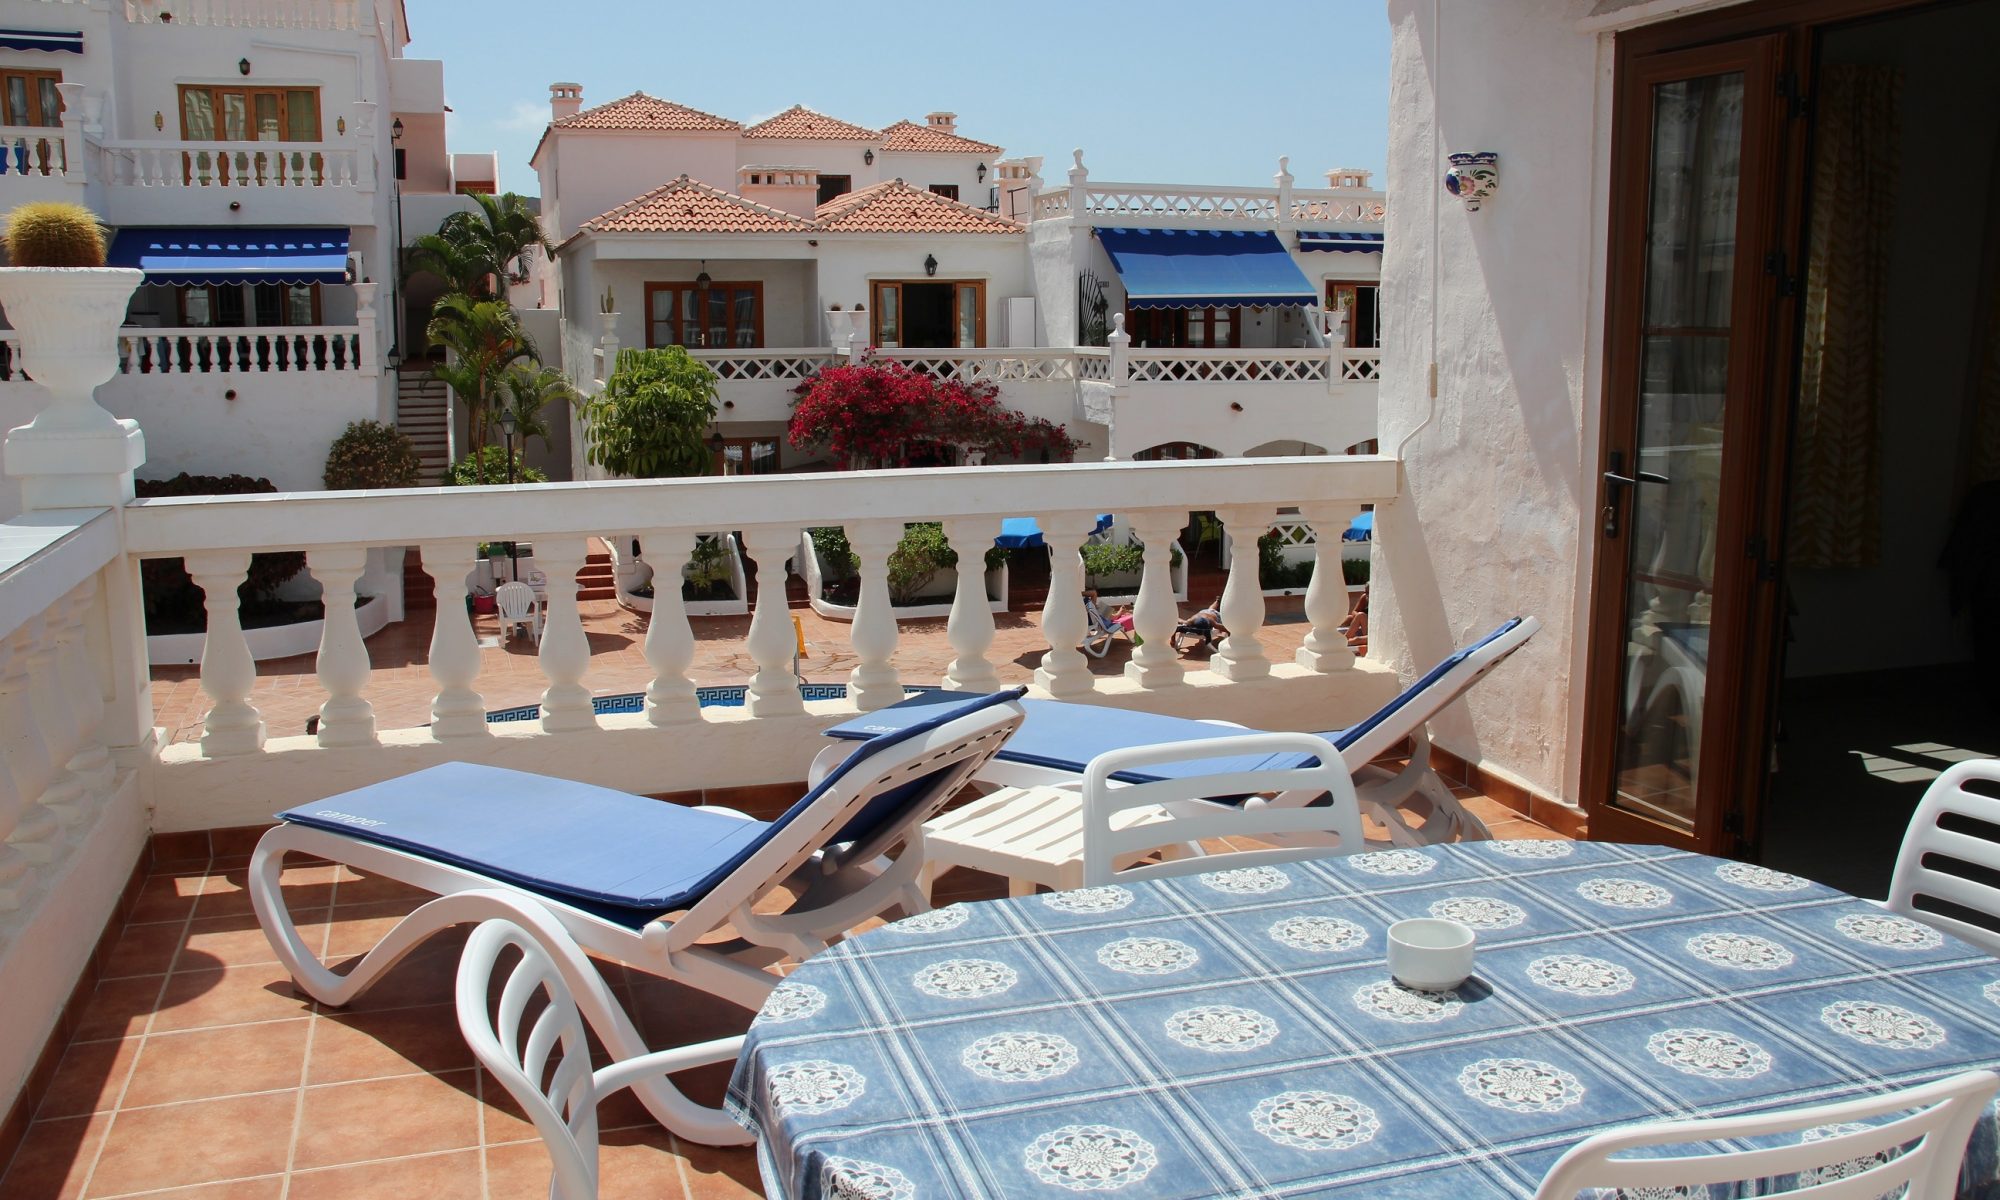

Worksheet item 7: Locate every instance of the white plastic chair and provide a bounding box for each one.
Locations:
[1533,1069,1998,1200]
[496,580,541,644]
[1888,760,2000,955]
[456,916,745,1199]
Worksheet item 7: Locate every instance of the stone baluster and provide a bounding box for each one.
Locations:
[420,541,489,738]
[187,552,266,756]
[641,530,699,725]
[46,581,112,822]
[1211,505,1277,681]
[740,526,805,717]
[1034,512,1100,697]
[20,610,86,834]
[0,624,58,875]
[1123,513,1185,688]
[941,518,1002,693]
[534,536,596,733]
[845,521,904,711]
[1295,503,1361,672]
[308,547,377,746]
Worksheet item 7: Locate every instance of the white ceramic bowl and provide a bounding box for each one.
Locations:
[1386,918,1477,991]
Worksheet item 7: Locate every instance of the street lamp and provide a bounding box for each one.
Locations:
[498,409,520,577]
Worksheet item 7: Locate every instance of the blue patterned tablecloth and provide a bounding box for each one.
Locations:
[726,841,2000,1199]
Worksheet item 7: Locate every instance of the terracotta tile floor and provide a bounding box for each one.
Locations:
[1,786,1564,1199]
[150,595,1325,744]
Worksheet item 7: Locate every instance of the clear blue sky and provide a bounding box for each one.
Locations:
[409,0,1391,199]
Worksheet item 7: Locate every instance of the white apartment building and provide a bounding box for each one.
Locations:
[531,85,1390,475]
[0,0,497,517]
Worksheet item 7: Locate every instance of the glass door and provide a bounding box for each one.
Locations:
[1584,34,1790,853]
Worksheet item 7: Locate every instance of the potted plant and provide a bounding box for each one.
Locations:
[0,202,143,437]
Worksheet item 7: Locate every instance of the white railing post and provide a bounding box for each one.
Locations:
[420,541,489,738]
[1295,502,1360,673]
[940,518,1002,693]
[1033,512,1099,697]
[740,525,806,717]
[308,547,377,746]
[641,530,700,725]
[1274,155,1294,231]
[1123,512,1185,688]
[1211,505,1276,681]
[845,520,903,711]
[1067,148,1089,218]
[353,281,380,377]
[55,82,85,184]
[0,623,58,881]
[351,101,377,193]
[1107,312,1129,387]
[48,580,111,820]
[533,535,596,733]
[185,551,267,756]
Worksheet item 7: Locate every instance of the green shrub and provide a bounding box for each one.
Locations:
[682,534,734,602]
[4,201,105,267]
[808,527,858,585]
[1257,532,1316,590]
[814,524,1004,604]
[323,420,421,491]
[135,473,306,630]
[1080,542,1144,582]
[1342,557,1371,587]
[443,445,546,486]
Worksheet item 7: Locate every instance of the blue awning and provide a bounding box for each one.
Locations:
[1299,230,1384,253]
[1097,227,1317,310]
[107,227,351,286]
[1343,512,1374,542]
[996,514,1114,550]
[0,28,81,52]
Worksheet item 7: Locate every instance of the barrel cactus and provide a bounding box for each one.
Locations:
[3,202,107,268]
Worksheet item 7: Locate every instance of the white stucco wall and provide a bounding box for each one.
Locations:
[538,131,740,241]
[1373,0,1610,803]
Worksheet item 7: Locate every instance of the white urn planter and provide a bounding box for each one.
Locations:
[0,267,147,502]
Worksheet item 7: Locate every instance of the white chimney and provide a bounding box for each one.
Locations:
[550,83,584,122]
[1325,167,1374,190]
[925,111,957,134]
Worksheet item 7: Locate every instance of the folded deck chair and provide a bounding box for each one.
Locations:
[1080,594,1135,659]
[820,618,1539,846]
[250,687,1026,1143]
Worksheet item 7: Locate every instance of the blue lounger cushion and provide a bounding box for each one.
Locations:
[823,619,1526,784]
[277,687,1027,928]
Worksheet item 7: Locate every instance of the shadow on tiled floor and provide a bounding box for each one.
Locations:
[1,786,1560,1198]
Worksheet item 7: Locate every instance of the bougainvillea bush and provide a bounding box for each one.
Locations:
[788,356,1078,469]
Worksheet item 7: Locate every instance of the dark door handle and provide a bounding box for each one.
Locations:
[1603,470,1670,488]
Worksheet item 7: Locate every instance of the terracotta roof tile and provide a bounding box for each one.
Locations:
[813,179,1020,235]
[743,104,878,140]
[577,175,816,235]
[553,91,740,132]
[877,119,1001,154]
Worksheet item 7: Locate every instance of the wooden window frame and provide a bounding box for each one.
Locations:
[176,84,323,142]
[177,282,322,327]
[1324,282,1380,349]
[711,436,781,476]
[870,279,986,348]
[927,183,959,200]
[643,280,765,350]
[0,68,63,127]
[1121,306,1243,349]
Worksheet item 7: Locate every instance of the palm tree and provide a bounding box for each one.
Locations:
[404,191,551,300]
[426,294,535,477]
[494,362,575,449]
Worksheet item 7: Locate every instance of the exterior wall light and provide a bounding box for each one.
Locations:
[863,148,874,166]
[238,57,251,76]
[391,118,404,141]
[152,110,163,131]
[976,162,987,182]
[1444,152,1498,211]
[695,260,711,289]
[923,254,938,277]
[336,116,346,135]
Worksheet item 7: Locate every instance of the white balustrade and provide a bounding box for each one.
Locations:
[640,529,700,725]
[534,536,596,733]
[844,520,903,711]
[689,350,837,381]
[940,518,1002,693]
[308,547,375,747]
[1123,511,1187,688]
[1033,512,1100,698]
[1295,503,1360,673]
[0,126,69,178]
[185,551,266,757]
[871,348,1082,384]
[740,525,806,717]
[1124,350,1333,384]
[1031,181,1386,228]
[421,541,489,738]
[116,328,364,375]
[1212,506,1276,681]
[123,0,362,27]
[98,140,360,191]
[0,620,60,868]
[1340,350,1382,381]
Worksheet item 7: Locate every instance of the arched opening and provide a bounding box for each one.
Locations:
[1242,439,1329,457]
[1131,442,1222,461]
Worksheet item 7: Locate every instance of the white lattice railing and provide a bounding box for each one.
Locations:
[97,140,366,191]
[688,349,837,382]
[0,126,70,178]
[871,348,1082,384]
[1030,191,1071,220]
[1340,350,1382,381]
[1126,350,1334,384]
[1074,349,1112,382]
[123,0,363,28]
[1037,183,1387,228]
[1291,191,1388,223]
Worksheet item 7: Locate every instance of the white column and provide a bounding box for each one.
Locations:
[353,280,380,377]
[1066,147,1089,217]
[309,547,377,746]
[421,541,490,738]
[55,81,85,185]
[351,100,377,192]
[845,521,903,711]
[1295,503,1361,673]
[740,526,805,717]
[940,518,1002,693]
[1123,513,1185,689]
[534,536,597,733]
[0,621,61,869]
[641,530,700,725]
[186,551,266,756]
[1034,512,1099,698]
[1211,505,1276,681]
[1274,154,1295,231]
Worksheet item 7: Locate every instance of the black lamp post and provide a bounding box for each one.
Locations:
[498,409,520,577]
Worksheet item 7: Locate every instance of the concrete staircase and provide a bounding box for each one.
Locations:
[577,545,617,601]
[395,366,451,482]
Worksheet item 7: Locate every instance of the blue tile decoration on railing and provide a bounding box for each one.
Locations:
[484,683,940,724]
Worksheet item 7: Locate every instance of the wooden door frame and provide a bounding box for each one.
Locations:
[871,279,986,348]
[642,280,765,349]
[1582,0,1951,855]
[0,68,64,127]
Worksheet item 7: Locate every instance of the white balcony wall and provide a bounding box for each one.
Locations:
[536,131,739,244]
[580,252,820,351]
[815,236,1033,346]
[872,150,994,207]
